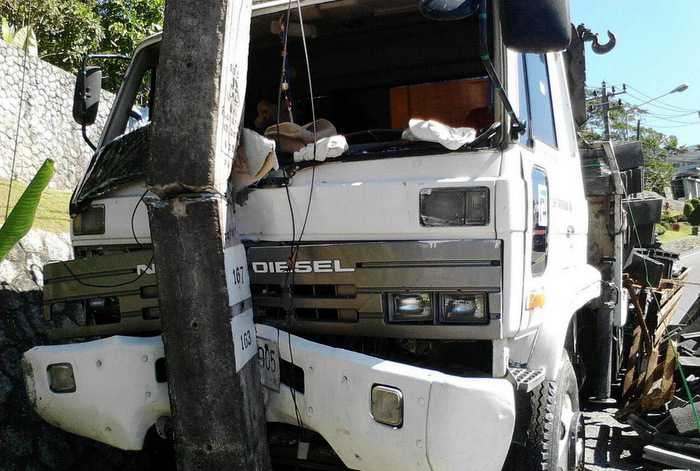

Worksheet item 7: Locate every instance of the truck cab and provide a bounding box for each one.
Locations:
[23,1,599,470]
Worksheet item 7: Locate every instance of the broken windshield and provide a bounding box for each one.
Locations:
[74,1,495,209]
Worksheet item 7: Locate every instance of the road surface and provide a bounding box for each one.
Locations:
[674,249,700,325]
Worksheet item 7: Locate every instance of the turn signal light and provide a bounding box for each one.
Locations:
[371,385,403,427]
[47,363,76,393]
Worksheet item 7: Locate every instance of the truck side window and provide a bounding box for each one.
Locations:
[523,54,557,148]
[125,68,155,134]
[532,168,549,275]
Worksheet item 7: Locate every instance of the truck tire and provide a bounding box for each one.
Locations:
[522,353,584,471]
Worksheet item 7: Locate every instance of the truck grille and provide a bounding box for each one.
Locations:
[43,240,503,342]
[248,240,503,340]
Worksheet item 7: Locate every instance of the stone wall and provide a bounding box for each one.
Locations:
[0,40,114,190]
[0,232,170,470]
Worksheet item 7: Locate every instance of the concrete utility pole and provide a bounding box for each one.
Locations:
[601,81,611,140]
[147,0,271,469]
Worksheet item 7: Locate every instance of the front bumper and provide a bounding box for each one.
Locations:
[23,325,515,471]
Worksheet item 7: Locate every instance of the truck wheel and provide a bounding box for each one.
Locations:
[523,353,584,471]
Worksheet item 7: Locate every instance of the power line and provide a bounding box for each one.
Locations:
[627,84,697,113]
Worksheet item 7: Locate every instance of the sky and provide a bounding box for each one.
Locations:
[570,0,700,146]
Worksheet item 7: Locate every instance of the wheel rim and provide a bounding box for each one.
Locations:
[557,393,584,471]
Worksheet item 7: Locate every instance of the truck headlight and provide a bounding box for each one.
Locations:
[420,187,489,226]
[72,204,105,235]
[47,363,76,393]
[439,292,488,324]
[371,385,403,427]
[388,293,433,323]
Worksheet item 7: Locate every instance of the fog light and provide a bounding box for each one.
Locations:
[371,385,403,427]
[49,300,86,324]
[439,293,488,324]
[47,363,76,393]
[389,293,433,323]
[86,297,121,325]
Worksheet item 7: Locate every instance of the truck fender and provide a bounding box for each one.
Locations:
[527,265,601,380]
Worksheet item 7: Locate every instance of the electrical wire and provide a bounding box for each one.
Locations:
[280,0,320,447]
[5,21,30,219]
[60,189,154,289]
[625,88,696,115]
[627,84,698,113]
[274,0,306,443]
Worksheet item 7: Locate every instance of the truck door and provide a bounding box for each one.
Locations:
[516,51,581,329]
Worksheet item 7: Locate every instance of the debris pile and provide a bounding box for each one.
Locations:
[621,280,700,469]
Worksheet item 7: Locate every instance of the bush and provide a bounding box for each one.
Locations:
[689,205,700,227]
[684,202,695,218]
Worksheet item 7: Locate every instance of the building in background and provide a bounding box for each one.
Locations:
[670,148,700,199]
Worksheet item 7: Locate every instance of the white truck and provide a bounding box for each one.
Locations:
[21,1,635,470]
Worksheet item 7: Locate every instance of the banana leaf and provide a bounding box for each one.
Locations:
[0,159,54,260]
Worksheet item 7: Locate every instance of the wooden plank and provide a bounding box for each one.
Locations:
[625,280,653,350]
[641,348,660,395]
[623,326,643,401]
[641,342,677,411]
[654,287,684,340]
[661,341,678,405]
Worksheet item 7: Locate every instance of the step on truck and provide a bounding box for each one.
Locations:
[20,1,680,470]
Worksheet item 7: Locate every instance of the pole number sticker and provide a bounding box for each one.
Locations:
[224,243,252,306]
[231,309,257,372]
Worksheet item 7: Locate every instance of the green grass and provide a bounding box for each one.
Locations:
[0,179,71,233]
[658,222,694,244]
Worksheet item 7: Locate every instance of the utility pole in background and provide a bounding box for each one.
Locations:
[590,81,627,141]
[147,0,271,469]
[601,81,610,140]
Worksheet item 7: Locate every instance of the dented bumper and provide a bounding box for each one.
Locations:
[23,325,515,471]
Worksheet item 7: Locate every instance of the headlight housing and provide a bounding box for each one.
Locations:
[419,187,489,226]
[72,204,105,235]
[388,293,433,323]
[439,292,488,324]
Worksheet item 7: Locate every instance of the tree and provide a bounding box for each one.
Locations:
[644,156,674,194]
[0,0,164,91]
[1,17,37,54]
[582,90,682,193]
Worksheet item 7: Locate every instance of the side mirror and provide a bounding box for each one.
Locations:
[500,0,571,53]
[73,66,102,126]
[418,0,478,21]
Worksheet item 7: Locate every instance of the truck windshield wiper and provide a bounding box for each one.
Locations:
[463,121,502,150]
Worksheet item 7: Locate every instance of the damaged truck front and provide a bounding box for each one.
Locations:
[22,1,597,470]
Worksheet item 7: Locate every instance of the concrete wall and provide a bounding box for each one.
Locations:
[0,40,114,190]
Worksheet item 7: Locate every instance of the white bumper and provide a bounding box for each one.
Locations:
[23,325,515,471]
